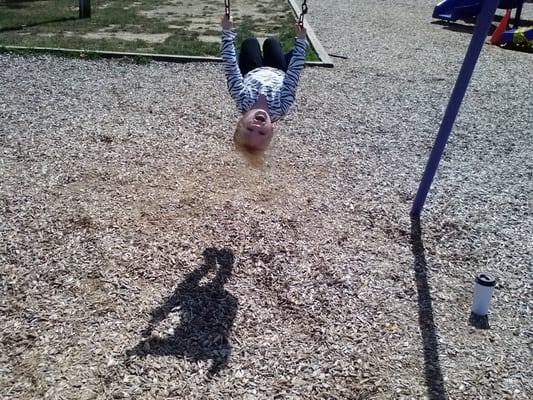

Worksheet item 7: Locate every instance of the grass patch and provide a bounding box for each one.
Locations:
[235,15,319,62]
[0,0,320,61]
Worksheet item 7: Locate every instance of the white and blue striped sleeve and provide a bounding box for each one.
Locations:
[279,38,307,115]
[221,29,247,112]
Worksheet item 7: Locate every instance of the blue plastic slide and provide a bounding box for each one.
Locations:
[433,0,482,21]
[433,0,523,23]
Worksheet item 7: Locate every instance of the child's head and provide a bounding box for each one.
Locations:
[233,108,274,152]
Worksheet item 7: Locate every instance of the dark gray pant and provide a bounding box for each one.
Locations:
[238,37,293,76]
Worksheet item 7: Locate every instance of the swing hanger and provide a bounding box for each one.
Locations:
[224,0,231,16]
[298,0,308,27]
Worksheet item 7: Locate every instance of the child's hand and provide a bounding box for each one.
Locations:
[221,14,233,30]
[295,23,307,40]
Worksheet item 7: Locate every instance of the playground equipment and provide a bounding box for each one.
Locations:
[412,0,501,216]
[490,8,513,43]
[499,26,533,45]
[79,0,91,19]
[298,0,309,27]
[490,8,533,47]
[433,0,525,28]
[224,0,231,16]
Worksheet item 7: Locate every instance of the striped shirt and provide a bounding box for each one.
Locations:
[221,29,307,122]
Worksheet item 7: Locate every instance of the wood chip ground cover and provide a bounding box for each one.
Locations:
[1,1,532,399]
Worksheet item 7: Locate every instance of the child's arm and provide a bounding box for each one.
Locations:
[220,15,247,112]
[279,25,308,115]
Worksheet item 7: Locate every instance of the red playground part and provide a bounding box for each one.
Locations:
[490,9,512,45]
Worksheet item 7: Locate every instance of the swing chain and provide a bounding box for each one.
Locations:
[298,0,308,26]
[224,0,231,16]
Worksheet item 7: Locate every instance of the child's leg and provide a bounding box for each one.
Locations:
[238,38,263,76]
[263,37,287,72]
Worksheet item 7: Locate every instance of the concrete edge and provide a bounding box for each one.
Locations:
[1,43,333,67]
[286,0,334,67]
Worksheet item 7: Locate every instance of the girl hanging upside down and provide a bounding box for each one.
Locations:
[220,14,307,155]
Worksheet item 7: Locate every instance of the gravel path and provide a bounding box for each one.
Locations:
[1,1,532,399]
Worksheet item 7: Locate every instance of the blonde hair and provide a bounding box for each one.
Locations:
[233,117,265,168]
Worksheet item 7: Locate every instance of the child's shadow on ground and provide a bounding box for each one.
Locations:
[127,248,238,376]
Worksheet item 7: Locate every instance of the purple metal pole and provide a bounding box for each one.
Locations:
[411,0,499,217]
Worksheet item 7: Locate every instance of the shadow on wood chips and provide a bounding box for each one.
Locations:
[127,248,238,376]
[469,311,490,330]
[410,216,448,400]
